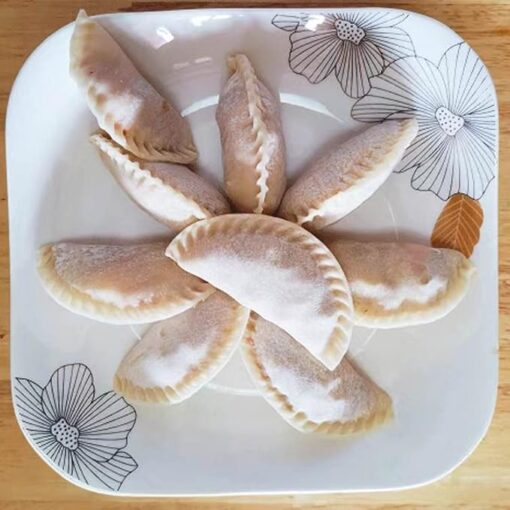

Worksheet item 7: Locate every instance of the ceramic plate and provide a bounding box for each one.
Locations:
[6,7,498,496]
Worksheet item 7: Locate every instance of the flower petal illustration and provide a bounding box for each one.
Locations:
[438,43,493,117]
[46,441,76,475]
[289,22,342,84]
[396,118,447,175]
[365,25,415,63]
[14,378,52,434]
[41,363,95,426]
[75,391,137,462]
[14,377,56,455]
[271,14,304,32]
[335,39,384,98]
[408,126,494,199]
[73,449,138,491]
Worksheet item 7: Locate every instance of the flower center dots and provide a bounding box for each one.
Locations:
[435,106,465,136]
[334,19,365,45]
[50,417,80,451]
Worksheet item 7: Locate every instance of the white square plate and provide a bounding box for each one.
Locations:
[7,7,498,496]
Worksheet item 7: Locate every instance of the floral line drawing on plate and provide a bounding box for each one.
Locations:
[352,42,497,201]
[272,11,415,98]
[13,363,138,491]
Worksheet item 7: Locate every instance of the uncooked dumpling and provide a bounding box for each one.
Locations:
[115,292,249,403]
[279,119,418,230]
[91,133,230,232]
[326,239,475,327]
[166,214,353,370]
[216,54,286,214]
[241,314,393,434]
[38,242,214,324]
[70,10,196,163]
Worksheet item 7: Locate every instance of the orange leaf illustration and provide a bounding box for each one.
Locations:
[431,194,483,258]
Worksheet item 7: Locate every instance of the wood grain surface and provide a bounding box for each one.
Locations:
[1,1,509,508]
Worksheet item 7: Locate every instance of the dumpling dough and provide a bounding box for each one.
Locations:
[166,214,353,370]
[279,119,418,230]
[216,54,286,214]
[38,242,214,324]
[115,292,249,404]
[326,239,476,327]
[70,10,196,163]
[91,133,230,232]
[242,314,393,434]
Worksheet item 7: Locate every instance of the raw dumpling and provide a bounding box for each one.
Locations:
[115,292,249,403]
[166,214,353,370]
[216,54,286,214]
[279,119,418,230]
[70,10,196,163]
[91,133,230,232]
[326,239,475,328]
[242,314,392,434]
[38,242,214,324]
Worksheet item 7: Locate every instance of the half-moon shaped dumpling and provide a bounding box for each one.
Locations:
[91,133,230,232]
[114,292,249,403]
[38,242,214,324]
[241,314,393,434]
[216,54,286,214]
[166,215,353,370]
[326,239,476,328]
[279,119,418,230]
[70,10,196,163]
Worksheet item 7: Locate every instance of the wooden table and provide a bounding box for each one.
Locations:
[1,1,508,508]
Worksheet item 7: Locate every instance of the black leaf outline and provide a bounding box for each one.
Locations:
[272,11,415,98]
[14,363,138,491]
[351,42,496,200]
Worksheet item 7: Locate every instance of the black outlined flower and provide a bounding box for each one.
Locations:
[272,11,415,98]
[352,42,496,200]
[14,363,137,491]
